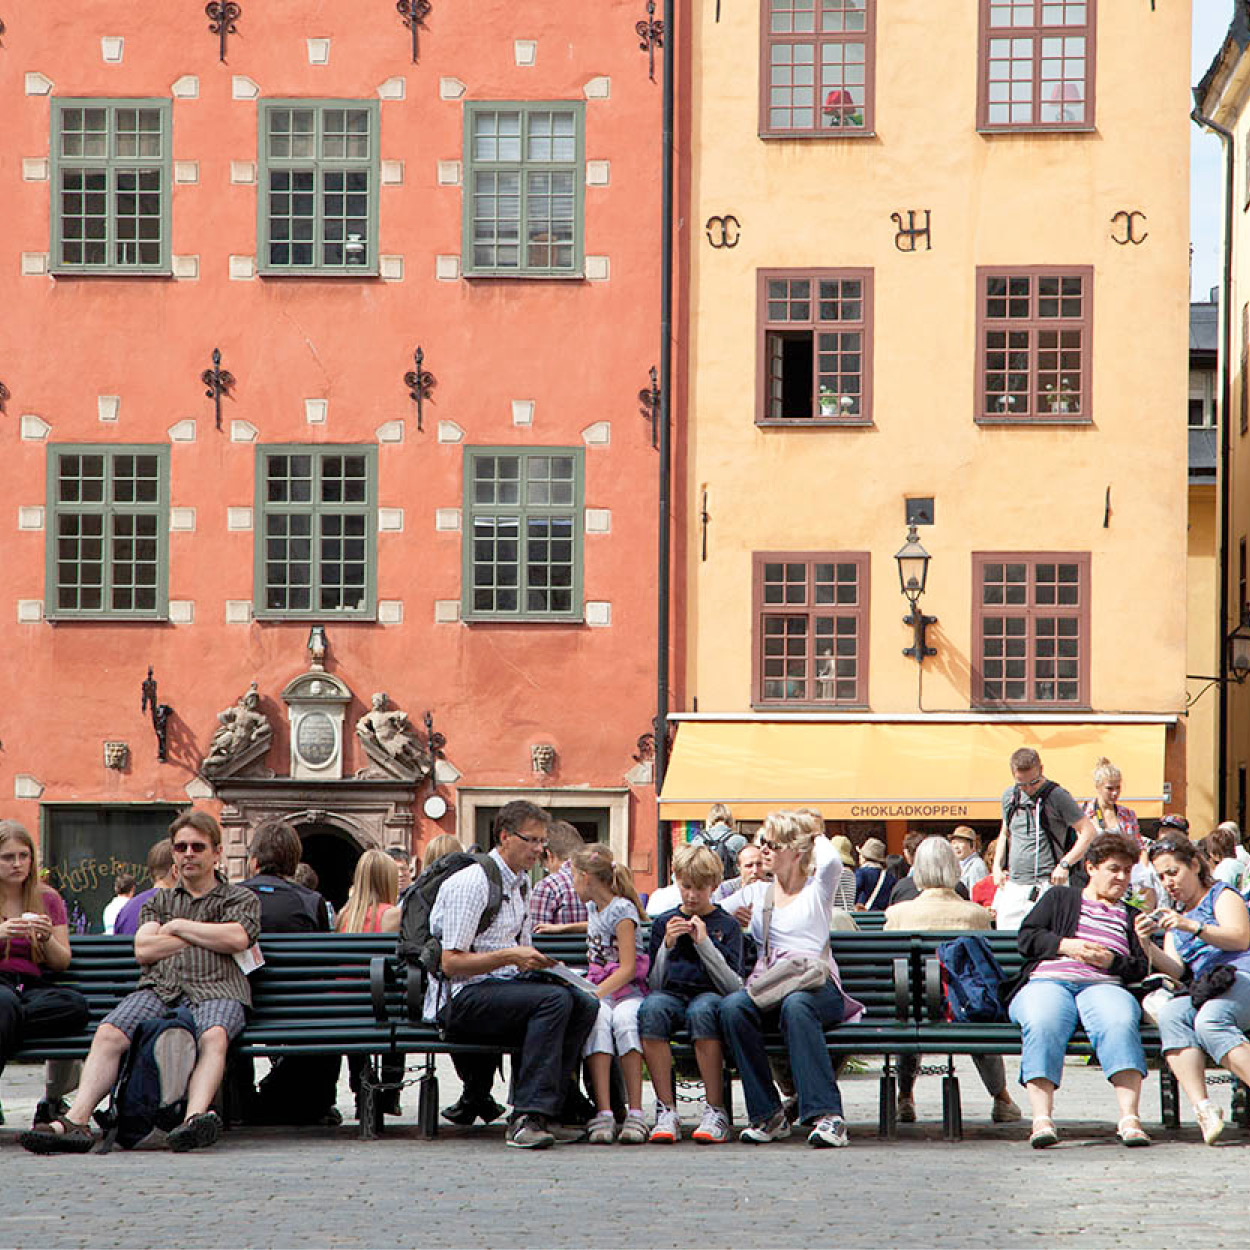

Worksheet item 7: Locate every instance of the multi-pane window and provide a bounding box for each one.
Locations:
[979,0,1095,131]
[758,269,872,423]
[255,446,376,617]
[259,100,379,274]
[463,103,585,277]
[47,446,168,618]
[978,267,1091,421]
[51,100,171,273]
[973,554,1089,706]
[761,0,875,136]
[753,553,869,706]
[463,448,584,620]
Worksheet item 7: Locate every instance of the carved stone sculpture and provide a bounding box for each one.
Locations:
[355,692,431,782]
[203,682,274,778]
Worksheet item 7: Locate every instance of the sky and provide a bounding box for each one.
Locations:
[1194,2,1236,302]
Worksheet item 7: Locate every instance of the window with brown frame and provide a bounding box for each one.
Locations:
[977,266,1091,422]
[978,0,1095,132]
[758,269,872,424]
[972,553,1089,707]
[753,553,869,707]
[760,0,875,137]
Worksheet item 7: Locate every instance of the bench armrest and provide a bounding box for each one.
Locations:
[925,957,943,1022]
[369,956,392,1023]
[893,957,911,1022]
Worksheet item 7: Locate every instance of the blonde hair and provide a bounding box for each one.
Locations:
[794,808,826,837]
[761,810,817,876]
[706,803,733,828]
[0,821,52,963]
[672,843,723,890]
[570,843,647,920]
[337,849,399,933]
[421,833,463,873]
[1093,757,1121,788]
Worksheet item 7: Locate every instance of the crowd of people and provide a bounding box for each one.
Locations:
[7,743,1250,1155]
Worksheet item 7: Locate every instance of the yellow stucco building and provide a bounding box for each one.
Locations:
[661,0,1192,847]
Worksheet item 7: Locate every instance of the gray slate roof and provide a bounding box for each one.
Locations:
[1196,0,1250,110]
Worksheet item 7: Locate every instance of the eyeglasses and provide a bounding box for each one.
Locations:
[509,830,548,849]
[172,841,212,854]
[1017,774,1046,792]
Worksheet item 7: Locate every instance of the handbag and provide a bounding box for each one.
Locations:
[1191,964,1237,1008]
[745,884,831,1009]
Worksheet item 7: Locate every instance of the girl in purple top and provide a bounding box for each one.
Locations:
[0,821,89,1101]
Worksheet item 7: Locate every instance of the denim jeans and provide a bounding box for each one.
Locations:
[1156,969,1250,1064]
[1008,978,1145,1088]
[718,982,845,1124]
[638,990,723,1041]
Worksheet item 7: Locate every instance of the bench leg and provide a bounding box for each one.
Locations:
[878,1057,897,1139]
[416,1054,439,1139]
[1159,1065,1180,1130]
[358,1060,384,1141]
[722,1062,734,1129]
[1234,1079,1249,1128]
[941,1067,963,1141]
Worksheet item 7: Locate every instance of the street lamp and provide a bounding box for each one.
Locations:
[307,624,327,671]
[894,525,937,666]
[1228,617,1250,682]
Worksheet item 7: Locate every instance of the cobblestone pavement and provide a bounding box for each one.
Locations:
[2,1053,1246,1249]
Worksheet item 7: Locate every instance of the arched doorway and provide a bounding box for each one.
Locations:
[298,822,363,911]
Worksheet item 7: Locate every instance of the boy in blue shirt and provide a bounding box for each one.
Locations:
[639,844,745,1144]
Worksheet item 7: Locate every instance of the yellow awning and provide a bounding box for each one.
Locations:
[658,720,1171,821]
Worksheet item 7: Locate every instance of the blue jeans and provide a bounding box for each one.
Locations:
[1008,979,1145,1088]
[719,983,845,1124]
[1156,969,1250,1064]
[638,990,723,1041]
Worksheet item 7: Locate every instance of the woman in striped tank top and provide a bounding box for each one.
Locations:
[1004,832,1151,1149]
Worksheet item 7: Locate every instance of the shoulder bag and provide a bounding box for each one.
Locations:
[746,884,831,1010]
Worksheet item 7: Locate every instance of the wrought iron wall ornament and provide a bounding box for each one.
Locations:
[0,16,6,38]
[0,379,9,414]
[1111,210,1148,245]
[201,347,236,430]
[396,0,431,63]
[704,215,741,248]
[205,1,241,62]
[636,0,664,81]
[141,666,173,763]
[403,346,436,431]
[639,365,659,447]
[891,210,932,252]
[700,486,710,561]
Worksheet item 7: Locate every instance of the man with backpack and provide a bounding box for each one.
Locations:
[991,748,1097,930]
[20,809,261,1155]
[693,804,747,883]
[421,800,599,1149]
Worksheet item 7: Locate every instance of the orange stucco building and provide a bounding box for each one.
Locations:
[0,2,663,920]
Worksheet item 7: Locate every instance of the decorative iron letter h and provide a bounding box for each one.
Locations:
[201,348,235,430]
[404,346,436,432]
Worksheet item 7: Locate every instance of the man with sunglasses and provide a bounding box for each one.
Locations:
[21,809,260,1155]
[992,748,1096,930]
[428,800,599,1149]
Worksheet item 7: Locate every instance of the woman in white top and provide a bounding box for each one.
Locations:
[717,810,864,1149]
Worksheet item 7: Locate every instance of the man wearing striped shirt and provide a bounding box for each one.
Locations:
[21,809,260,1155]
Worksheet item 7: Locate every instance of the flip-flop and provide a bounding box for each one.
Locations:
[18,1115,96,1155]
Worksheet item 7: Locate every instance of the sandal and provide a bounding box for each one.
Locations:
[1029,1116,1059,1149]
[167,1110,222,1153]
[18,1114,96,1155]
[1117,1115,1152,1147]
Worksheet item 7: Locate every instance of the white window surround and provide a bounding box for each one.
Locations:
[456,786,629,865]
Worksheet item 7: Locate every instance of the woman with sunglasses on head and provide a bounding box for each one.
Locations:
[0,821,89,1123]
[1136,836,1250,1145]
[716,810,864,1148]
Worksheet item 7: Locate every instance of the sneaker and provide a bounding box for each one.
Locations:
[808,1115,849,1148]
[442,1095,506,1126]
[1196,1100,1225,1146]
[506,1115,555,1149]
[691,1105,731,1144]
[897,1094,916,1123]
[167,1111,222,1153]
[739,1107,791,1144]
[588,1112,616,1145]
[548,1121,588,1144]
[649,1104,682,1143]
[992,1096,1022,1124]
[617,1112,649,1145]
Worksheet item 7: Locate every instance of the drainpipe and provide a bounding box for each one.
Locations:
[654,0,676,886]
[1191,107,1234,811]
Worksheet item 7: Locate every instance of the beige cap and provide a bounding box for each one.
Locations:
[829,835,857,868]
[949,825,979,847]
[859,837,888,865]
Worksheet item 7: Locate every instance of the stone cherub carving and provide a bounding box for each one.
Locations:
[202,682,274,778]
[355,692,431,781]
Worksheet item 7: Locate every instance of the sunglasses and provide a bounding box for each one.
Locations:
[172,841,212,854]
[760,839,791,853]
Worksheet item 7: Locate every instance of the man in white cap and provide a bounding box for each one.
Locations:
[949,826,989,891]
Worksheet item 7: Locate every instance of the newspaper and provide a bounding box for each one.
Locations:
[540,961,600,999]
[233,943,265,976]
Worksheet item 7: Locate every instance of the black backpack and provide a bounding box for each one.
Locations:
[1003,781,1086,885]
[698,827,741,881]
[95,1007,198,1151]
[396,850,506,1023]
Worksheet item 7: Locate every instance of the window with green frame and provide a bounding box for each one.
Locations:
[463,448,584,620]
[46,445,169,618]
[462,102,585,277]
[258,100,379,275]
[255,446,377,618]
[50,99,172,274]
